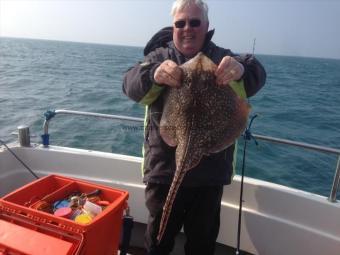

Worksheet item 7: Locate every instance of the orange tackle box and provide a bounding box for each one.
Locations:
[0,175,129,255]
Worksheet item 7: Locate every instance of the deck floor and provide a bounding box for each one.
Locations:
[124,222,253,255]
[124,246,252,255]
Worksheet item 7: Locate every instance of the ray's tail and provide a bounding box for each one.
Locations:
[157,169,186,243]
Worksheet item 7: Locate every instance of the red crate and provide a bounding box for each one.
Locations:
[0,215,82,255]
[0,175,129,255]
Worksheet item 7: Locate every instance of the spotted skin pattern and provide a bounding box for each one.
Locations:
[157,52,250,242]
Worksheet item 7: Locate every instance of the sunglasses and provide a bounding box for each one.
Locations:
[174,19,201,29]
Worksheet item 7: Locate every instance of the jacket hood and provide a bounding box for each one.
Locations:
[143,26,215,56]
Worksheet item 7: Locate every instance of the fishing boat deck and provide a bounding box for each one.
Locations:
[124,222,253,255]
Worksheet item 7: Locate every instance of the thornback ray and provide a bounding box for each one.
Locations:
[157,52,250,242]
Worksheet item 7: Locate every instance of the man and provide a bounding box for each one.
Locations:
[123,0,266,254]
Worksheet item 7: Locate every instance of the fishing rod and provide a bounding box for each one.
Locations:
[235,115,258,255]
[252,38,256,55]
[235,38,257,255]
[0,139,39,179]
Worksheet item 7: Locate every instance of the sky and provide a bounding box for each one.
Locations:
[0,0,339,59]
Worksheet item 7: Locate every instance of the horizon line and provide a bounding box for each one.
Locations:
[1,35,339,61]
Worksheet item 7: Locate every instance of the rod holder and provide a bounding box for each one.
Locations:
[17,125,31,147]
[328,156,340,203]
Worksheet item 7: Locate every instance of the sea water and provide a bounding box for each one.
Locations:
[1,37,339,197]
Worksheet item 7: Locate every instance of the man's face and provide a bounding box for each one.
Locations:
[173,4,209,58]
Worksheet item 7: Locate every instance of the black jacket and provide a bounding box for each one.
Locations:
[123,28,266,186]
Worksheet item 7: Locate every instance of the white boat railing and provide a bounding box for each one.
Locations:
[40,109,340,202]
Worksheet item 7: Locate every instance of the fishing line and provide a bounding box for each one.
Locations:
[235,115,258,255]
[0,139,39,179]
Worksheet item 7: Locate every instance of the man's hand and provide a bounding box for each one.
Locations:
[215,56,244,86]
[154,60,183,88]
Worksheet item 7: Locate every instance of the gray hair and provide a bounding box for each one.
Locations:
[171,0,209,22]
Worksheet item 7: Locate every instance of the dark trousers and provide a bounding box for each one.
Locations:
[145,183,224,255]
